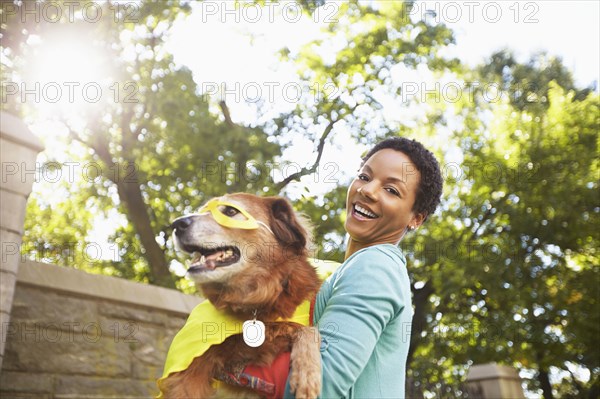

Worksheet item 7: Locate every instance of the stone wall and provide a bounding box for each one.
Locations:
[0,259,202,398]
[1,110,44,370]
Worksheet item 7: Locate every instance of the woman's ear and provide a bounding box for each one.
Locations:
[410,212,427,230]
[268,197,307,253]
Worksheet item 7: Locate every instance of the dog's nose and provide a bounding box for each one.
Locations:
[171,216,193,236]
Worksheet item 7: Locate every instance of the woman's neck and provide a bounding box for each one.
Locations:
[344,240,362,260]
[345,238,399,260]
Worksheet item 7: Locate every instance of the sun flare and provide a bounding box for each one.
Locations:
[21,32,116,119]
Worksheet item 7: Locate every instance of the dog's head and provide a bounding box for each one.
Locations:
[171,193,311,285]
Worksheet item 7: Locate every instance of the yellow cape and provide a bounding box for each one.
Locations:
[156,259,340,397]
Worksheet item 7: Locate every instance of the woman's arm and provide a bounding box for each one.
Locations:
[286,248,407,398]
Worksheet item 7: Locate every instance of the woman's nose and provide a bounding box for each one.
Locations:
[358,183,377,201]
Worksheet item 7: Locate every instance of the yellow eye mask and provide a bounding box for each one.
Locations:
[198,199,272,233]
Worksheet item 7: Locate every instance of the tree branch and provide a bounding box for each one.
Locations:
[67,126,113,174]
[219,100,235,128]
[459,193,507,244]
[121,103,142,154]
[274,105,357,193]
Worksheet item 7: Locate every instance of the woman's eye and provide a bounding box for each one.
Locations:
[358,173,370,181]
[385,187,401,197]
[222,206,239,217]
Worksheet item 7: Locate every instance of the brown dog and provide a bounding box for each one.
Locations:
[161,193,322,398]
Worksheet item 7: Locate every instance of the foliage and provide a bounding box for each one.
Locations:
[406,81,598,398]
[3,0,279,289]
[4,1,598,397]
[272,1,599,395]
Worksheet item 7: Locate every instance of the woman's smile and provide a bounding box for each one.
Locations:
[350,202,379,220]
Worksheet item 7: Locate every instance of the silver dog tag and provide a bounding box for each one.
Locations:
[243,319,265,347]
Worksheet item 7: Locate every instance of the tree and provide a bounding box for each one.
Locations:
[3,0,280,288]
[269,0,457,257]
[404,56,598,397]
[478,50,593,114]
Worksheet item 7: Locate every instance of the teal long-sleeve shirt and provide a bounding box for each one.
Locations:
[285,244,413,398]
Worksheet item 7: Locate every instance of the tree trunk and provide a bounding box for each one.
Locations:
[588,378,599,399]
[116,173,175,288]
[407,280,434,366]
[69,111,175,288]
[405,376,424,399]
[538,367,554,399]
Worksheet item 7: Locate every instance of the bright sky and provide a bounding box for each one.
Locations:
[438,0,599,87]
[166,0,600,198]
[168,1,599,89]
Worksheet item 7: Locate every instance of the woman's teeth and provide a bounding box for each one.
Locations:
[354,204,377,218]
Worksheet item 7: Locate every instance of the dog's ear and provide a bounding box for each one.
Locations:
[268,197,307,253]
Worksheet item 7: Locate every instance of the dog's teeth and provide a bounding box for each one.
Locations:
[190,253,205,266]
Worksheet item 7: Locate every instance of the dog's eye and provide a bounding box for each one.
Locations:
[222,206,240,217]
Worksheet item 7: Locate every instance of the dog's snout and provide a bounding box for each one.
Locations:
[171,216,193,236]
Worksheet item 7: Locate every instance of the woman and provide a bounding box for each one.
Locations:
[234,137,443,398]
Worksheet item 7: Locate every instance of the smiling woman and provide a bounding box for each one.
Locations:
[215,137,444,399]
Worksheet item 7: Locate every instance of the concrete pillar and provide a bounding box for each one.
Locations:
[465,363,526,399]
[0,111,44,372]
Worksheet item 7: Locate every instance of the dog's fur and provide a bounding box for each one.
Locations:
[162,193,322,398]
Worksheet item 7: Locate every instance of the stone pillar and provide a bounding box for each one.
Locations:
[465,363,526,399]
[0,111,44,372]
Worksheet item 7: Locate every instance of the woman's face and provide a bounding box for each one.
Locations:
[345,148,425,245]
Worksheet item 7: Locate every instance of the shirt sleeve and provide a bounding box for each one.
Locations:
[284,248,407,398]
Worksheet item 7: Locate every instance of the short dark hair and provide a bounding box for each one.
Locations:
[362,137,443,220]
